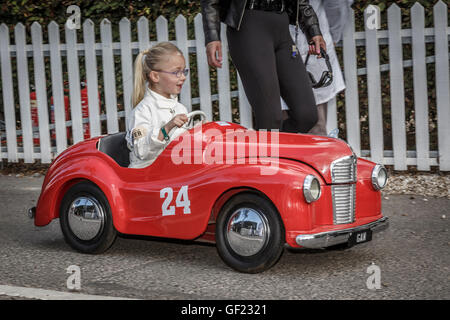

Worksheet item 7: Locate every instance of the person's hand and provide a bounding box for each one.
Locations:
[309,35,326,58]
[166,114,188,131]
[206,41,222,68]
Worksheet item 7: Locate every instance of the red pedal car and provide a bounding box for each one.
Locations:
[29,111,389,273]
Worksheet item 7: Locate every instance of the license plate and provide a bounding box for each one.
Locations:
[349,229,372,246]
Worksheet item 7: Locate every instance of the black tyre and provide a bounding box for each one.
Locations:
[216,193,285,273]
[59,181,117,254]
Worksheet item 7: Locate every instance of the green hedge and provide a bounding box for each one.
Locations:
[0,1,440,31]
[0,1,201,29]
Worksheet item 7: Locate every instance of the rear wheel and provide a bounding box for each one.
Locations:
[216,193,285,273]
[59,181,117,254]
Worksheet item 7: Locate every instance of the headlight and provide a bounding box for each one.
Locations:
[303,175,321,203]
[372,164,388,190]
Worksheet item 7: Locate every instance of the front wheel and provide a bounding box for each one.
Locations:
[216,193,285,273]
[59,181,117,254]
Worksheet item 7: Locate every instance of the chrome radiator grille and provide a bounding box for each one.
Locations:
[330,155,357,183]
[331,155,357,224]
[332,184,356,224]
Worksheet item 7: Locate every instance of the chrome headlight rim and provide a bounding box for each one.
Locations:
[303,175,322,203]
[372,164,388,190]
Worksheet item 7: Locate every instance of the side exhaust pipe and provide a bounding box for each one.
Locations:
[28,207,36,219]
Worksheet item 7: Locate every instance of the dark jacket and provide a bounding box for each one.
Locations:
[200,0,322,45]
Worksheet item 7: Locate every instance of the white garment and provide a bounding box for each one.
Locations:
[323,0,354,43]
[126,88,188,168]
[281,0,346,108]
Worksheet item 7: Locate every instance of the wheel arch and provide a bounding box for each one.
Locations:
[213,187,286,273]
[210,186,283,227]
[54,175,125,226]
[54,178,87,219]
[35,155,126,228]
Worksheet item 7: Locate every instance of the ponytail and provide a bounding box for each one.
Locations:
[132,42,184,108]
[132,50,150,108]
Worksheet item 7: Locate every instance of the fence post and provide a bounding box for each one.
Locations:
[65,21,84,144]
[137,16,150,52]
[411,3,430,171]
[434,0,450,171]
[388,4,407,171]
[0,23,18,162]
[83,19,102,138]
[48,21,68,155]
[342,9,361,156]
[100,19,119,134]
[364,6,384,165]
[217,23,232,122]
[0,24,18,163]
[119,18,133,129]
[175,14,192,112]
[14,23,33,162]
[194,13,213,121]
[156,16,169,42]
[326,98,337,135]
[31,22,52,163]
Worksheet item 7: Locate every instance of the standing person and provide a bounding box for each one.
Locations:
[200,0,326,133]
[281,0,353,136]
[126,42,189,168]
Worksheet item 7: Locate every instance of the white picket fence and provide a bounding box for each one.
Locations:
[0,2,449,171]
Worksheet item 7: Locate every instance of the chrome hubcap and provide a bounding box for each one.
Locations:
[67,196,105,241]
[226,208,270,256]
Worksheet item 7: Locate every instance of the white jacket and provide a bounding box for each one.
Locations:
[126,88,188,168]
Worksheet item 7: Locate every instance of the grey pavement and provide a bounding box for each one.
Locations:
[0,175,449,300]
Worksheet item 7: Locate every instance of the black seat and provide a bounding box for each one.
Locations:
[98,132,130,167]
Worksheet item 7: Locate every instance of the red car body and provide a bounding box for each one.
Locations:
[32,121,388,272]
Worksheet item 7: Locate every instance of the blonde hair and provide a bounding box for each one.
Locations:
[132,42,184,107]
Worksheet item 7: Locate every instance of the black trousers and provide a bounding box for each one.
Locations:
[227,9,317,132]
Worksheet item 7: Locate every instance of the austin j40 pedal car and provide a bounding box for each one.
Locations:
[29,111,389,273]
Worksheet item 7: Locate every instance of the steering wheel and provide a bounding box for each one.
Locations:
[170,110,208,141]
[183,110,207,130]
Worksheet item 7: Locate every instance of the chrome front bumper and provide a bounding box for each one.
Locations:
[295,217,389,249]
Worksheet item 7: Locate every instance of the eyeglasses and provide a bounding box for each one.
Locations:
[154,68,189,78]
[305,48,333,89]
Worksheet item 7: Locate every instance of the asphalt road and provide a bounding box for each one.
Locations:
[0,175,449,300]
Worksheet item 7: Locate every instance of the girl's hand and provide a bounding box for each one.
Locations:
[166,114,188,130]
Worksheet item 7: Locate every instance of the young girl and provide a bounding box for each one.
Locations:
[126,42,190,168]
